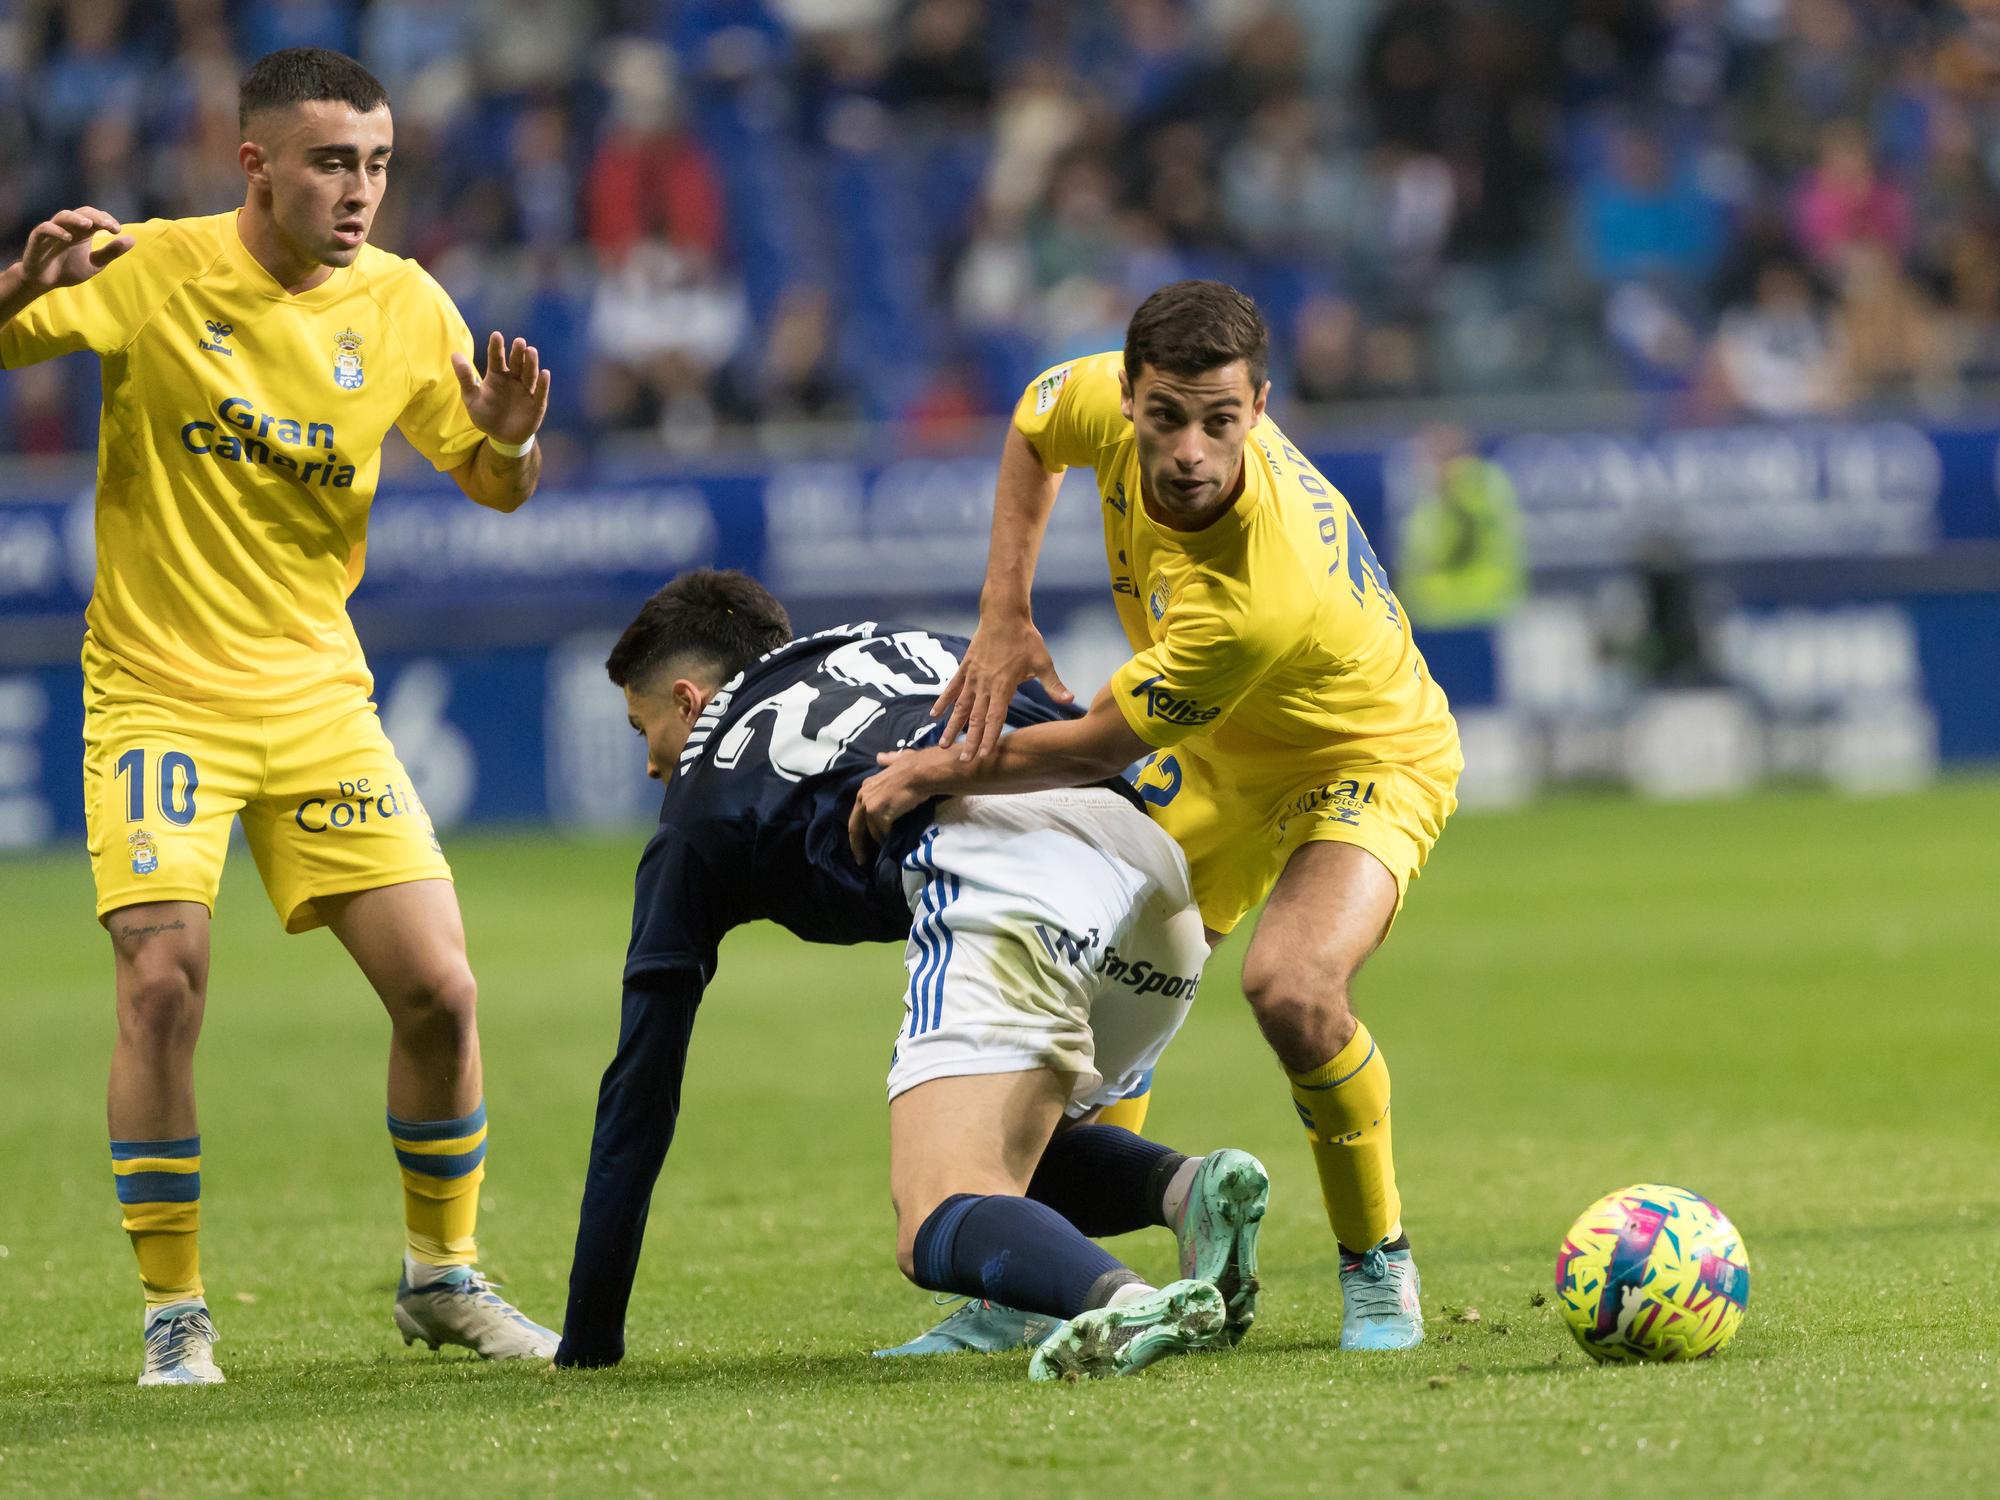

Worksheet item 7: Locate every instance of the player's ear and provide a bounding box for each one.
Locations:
[670,678,706,725]
[1118,367,1134,422]
[1248,379,1270,427]
[240,139,270,190]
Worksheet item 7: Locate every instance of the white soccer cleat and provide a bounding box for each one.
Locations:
[138,1300,225,1387]
[393,1266,559,1361]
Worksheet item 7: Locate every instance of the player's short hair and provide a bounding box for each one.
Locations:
[1124,280,1269,392]
[607,570,794,691]
[239,47,390,132]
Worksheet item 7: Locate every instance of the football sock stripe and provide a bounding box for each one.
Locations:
[1286,1021,1402,1253]
[111,1136,204,1309]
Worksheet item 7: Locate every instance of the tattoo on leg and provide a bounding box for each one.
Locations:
[113,918,188,948]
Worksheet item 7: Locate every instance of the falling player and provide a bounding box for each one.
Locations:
[855,280,1462,1351]
[0,47,559,1383]
[553,570,1270,1381]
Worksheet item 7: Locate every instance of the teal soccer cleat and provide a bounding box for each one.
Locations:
[1338,1242,1424,1350]
[872,1299,1061,1358]
[1028,1279,1227,1382]
[393,1266,559,1360]
[138,1300,224,1387]
[1174,1149,1268,1345]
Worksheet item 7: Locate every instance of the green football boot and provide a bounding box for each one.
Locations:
[1028,1279,1227,1382]
[1174,1148,1269,1345]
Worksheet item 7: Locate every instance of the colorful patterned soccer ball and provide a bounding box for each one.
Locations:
[1554,1184,1751,1363]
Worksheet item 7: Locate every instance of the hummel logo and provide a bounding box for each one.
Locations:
[198,320,235,356]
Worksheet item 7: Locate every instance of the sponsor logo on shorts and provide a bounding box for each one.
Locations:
[294,776,421,834]
[1279,777,1378,835]
[127,828,159,875]
[1128,675,1220,728]
[1097,945,1200,1000]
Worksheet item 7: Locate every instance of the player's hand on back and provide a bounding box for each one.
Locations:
[13,208,134,291]
[453,330,551,447]
[931,612,1072,761]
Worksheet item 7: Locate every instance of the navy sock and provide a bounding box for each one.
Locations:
[1027,1125,1186,1237]
[911,1194,1141,1317]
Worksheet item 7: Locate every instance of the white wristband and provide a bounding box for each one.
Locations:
[486,431,536,459]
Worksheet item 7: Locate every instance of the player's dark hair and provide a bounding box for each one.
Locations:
[1124,280,1269,392]
[607,570,794,691]
[239,47,390,132]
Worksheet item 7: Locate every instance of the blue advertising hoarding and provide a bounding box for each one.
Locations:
[2,414,1996,849]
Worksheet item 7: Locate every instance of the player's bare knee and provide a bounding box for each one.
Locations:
[117,960,204,1051]
[388,965,478,1051]
[1242,967,1356,1069]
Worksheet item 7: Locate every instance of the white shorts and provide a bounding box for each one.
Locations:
[887,787,1209,1117]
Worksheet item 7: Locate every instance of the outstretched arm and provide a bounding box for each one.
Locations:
[449,331,549,513]
[0,207,133,342]
[850,681,1149,861]
[554,970,701,1368]
[929,425,1073,756]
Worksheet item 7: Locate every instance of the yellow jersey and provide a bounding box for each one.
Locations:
[1013,351,1457,777]
[0,211,485,714]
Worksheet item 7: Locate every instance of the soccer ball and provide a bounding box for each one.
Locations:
[1554,1183,1751,1363]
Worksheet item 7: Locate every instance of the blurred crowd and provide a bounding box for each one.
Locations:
[6,0,2000,457]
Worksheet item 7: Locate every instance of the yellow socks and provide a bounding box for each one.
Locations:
[1286,1022,1401,1252]
[1094,1087,1152,1134]
[388,1102,486,1268]
[111,1136,203,1308]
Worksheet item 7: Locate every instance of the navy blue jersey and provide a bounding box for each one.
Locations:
[624,621,1086,987]
[557,620,1112,1366]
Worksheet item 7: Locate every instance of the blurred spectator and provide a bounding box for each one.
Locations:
[1833,241,1958,406]
[1792,121,1913,271]
[1578,122,1727,290]
[883,0,993,117]
[1395,426,1526,628]
[587,241,748,442]
[1707,255,1845,416]
[7,0,2000,448]
[1362,0,1457,154]
[587,41,726,267]
[1290,297,1370,405]
[716,285,857,427]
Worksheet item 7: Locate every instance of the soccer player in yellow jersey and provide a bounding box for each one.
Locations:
[854,280,1461,1351]
[0,48,560,1384]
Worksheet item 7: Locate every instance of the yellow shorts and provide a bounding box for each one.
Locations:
[83,681,451,933]
[1131,741,1461,935]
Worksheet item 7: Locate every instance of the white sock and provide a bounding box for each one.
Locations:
[403,1254,462,1288]
[1160,1156,1203,1234]
[1107,1280,1158,1308]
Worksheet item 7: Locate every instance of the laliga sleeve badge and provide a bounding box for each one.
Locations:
[128,828,160,875]
[333,327,364,390]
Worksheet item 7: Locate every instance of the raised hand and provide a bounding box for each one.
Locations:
[930,612,1072,761]
[14,207,133,291]
[452,331,551,447]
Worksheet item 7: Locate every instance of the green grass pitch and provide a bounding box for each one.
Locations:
[2,782,1996,1497]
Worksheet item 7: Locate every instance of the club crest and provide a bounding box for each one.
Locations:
[333,327,364,390]
[128,828,159,875]
[1147,571,1172,623]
